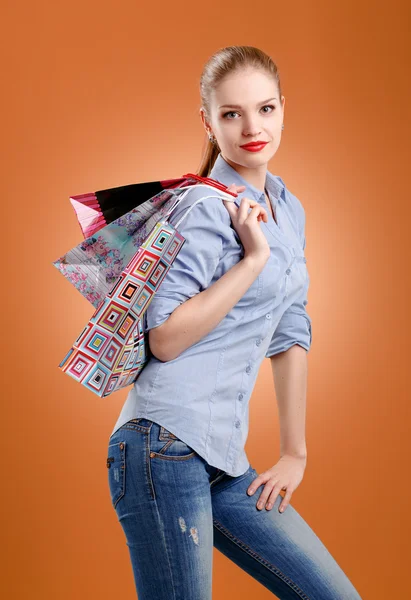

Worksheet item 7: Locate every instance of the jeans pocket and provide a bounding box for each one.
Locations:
[150,424,197,461]
[107,440,126,508]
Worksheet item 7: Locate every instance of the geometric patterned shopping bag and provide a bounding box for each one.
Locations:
[57,219,185,396]
[57,181,238,397]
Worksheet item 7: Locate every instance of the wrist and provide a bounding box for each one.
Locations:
[281,449,307,461]
[243,252,269,272]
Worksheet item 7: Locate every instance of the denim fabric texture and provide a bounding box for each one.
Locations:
[107,418,362,600]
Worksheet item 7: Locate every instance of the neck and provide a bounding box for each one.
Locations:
[221,154,267,193]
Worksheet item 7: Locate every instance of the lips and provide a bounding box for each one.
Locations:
[240,141,268,148]
[240,141,268,152]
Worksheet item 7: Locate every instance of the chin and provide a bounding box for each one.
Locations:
[241,152,272,164]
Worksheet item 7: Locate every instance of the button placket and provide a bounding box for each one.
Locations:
[284,255,296,296]
[288,255,308,298]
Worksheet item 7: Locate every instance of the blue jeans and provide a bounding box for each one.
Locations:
[107,418,362,599]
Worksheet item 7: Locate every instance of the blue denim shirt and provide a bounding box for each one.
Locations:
[109,153,312,476]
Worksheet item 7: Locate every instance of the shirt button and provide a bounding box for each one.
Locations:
[238,393,244,401]
[286,268,291,275]
[266,313,271,319]
[245,365,251,373]
[235,420,241,428]
[255,339,261,346]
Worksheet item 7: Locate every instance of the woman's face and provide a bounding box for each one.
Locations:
[204,68,285,170]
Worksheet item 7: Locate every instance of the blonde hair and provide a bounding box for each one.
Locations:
[196,45,282,177]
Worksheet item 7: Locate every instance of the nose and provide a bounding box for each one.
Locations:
[242,117,262,138]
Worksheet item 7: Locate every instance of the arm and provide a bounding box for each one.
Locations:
[266,283,311,459]
[145,189,268,362]
[269,345,308,459]
[266,195,312,460]
[150,254,266,362]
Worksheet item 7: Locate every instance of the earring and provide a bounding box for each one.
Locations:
[281,124,284,130]
[208,132,216,143]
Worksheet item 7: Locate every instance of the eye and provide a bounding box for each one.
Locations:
[222,111,239,119]
[222,105,276,119]
[262,104,275,113]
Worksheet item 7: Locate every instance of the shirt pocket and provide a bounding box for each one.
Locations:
[260,245,290,305]
[282,253,309,306]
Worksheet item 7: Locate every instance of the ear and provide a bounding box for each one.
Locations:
[199,107,210,133]
[199,107,206,126]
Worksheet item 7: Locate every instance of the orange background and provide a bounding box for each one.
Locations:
[2,0,410,598]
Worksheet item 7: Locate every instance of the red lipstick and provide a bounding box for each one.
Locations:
[240,141,268,152]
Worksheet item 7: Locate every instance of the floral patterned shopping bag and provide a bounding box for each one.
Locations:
[53,173,234,308]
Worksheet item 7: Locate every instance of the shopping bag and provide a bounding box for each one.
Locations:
[53,174,233,308]
[55,178,238,397]
[69,175,203,240]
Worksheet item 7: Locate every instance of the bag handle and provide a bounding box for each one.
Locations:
[163,183,237,229]
[181,173,238,197]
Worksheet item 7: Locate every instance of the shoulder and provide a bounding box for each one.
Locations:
[167,184,232,231]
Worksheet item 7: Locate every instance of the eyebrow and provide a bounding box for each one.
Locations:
[218,97,278,109]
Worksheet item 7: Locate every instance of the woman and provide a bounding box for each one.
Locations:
[107,46,363,599]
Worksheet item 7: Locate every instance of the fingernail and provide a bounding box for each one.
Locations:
[248,489,254,495]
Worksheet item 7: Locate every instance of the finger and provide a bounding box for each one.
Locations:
[256,208,268,223]
[261,206,268,222]
[226,183,245,195]
[256,482,276,510]
[245,203,268,225]
[278,487,293,513]
[247,473,264,496]
[239,198,267,219]
[265,482,285,510]
[237,197,257,223]
[254,205,268,221]
[223,184,243,209]
[222,199,237,216]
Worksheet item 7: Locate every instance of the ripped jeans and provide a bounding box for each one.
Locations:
[107,418,363,600]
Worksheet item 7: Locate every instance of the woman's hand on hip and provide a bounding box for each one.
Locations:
[246,454,307,513]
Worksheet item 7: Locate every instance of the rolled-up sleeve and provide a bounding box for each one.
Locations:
[143,190,228,332]
[265,195,312,357]
[265,278,312,357]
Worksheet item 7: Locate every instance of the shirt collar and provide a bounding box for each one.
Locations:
[208,152,286,205]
